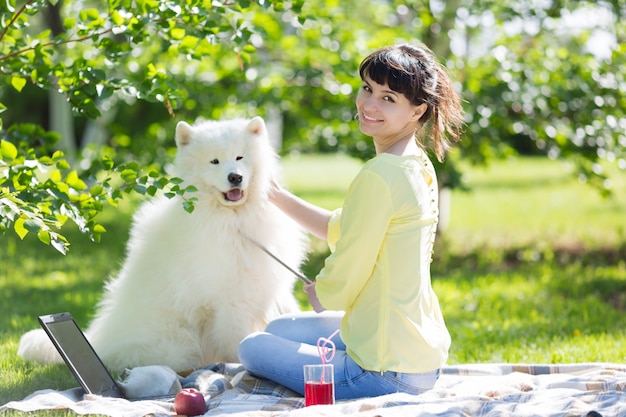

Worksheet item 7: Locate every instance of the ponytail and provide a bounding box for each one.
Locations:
[425,59,465,161]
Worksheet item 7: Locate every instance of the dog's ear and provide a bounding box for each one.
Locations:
[175,121,194,147]
[246,116,266,136]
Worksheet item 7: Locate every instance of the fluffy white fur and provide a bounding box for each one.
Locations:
[18,117,308,372]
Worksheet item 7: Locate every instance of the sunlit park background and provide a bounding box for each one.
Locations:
[1,0,625,408]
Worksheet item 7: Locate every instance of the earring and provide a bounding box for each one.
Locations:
[354,113,359,120]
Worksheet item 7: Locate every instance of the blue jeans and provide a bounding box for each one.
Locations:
[238,311,440,400]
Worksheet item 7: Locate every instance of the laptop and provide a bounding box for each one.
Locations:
[38,312,157,400]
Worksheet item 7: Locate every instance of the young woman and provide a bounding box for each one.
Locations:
[238,43,465,400]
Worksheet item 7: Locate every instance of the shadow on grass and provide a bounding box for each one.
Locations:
[1,211,132,332]
[432,238,626,273]
[431,240,626,364]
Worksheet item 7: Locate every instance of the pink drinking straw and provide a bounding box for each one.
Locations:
[316,329,340,383]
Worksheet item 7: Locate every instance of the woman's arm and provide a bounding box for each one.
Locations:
[270,181,332,241]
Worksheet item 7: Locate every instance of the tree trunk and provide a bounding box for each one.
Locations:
[44,0,77,163]
[49,90,77,163]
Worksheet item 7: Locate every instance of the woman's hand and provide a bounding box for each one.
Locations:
[268,178,283,205]
[304,282,325,313]
[265,180,331,241]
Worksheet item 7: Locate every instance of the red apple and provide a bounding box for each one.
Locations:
[174,388,207,416]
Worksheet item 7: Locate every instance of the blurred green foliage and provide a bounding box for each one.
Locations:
[1,0,624,252]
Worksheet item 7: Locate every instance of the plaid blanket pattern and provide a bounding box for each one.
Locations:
[176,362,626,416]
[180,362,305,414]
[444,362,626,390]
[4,362,626,416]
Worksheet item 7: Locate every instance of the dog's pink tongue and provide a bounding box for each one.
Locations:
[226,189,243,201]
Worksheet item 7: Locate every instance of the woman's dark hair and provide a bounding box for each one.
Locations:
[359,43,464,161]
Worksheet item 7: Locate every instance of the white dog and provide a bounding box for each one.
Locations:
[19,116,308,372]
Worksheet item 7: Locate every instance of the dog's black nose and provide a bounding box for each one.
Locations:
[228,173,243,185]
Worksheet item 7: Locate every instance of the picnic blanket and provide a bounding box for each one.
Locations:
[3,362,626,416]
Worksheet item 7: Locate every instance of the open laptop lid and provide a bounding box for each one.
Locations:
[38,312,125,398]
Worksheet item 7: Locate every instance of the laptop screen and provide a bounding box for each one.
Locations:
[39,313,124,398]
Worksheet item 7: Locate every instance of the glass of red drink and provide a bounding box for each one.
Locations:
[303,364,335,406]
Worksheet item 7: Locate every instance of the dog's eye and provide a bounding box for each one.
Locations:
[210,159,219,165]
[236,156,243,161]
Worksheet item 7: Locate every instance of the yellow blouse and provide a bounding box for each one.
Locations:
[315,151,451,373]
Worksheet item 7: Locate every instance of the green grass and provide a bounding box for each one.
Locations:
[1,154,625,411]
[0,208,133,409]
[445,156,626,249]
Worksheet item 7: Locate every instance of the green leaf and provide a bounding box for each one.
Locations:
[50,235,69,255]
[90,184,104,196]
[65,171,88,190]
[4,0,15,12]
[156,177,169,188]
[93,224,106,234]
[24,219,41,233]
[63,17,77,30]
[183,200,195,213]
[180,35,199,50]
[49,170,62,182]
[0,140,18,161]
[55,213,69,225]
[38,229,52,245]
[14,217,28,240]
[11,76,27,92]
[170,28,185,40]
[110,9,124,26]
[56,159,71,170]
[79,8,100,21]
[120,169,138,182]
[101,156,114,170]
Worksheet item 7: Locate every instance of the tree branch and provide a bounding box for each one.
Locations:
[0,26,115,63]
[0,0,34,44]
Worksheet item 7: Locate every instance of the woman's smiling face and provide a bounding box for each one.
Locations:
[355,76,425,145]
